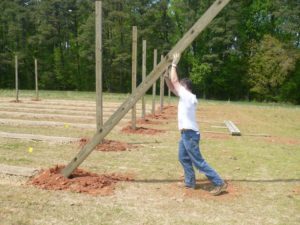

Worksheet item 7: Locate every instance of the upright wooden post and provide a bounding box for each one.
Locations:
[141,40,147,119]
[168,88,171,105]
[15,55,19,102]
[95,0,103,131]
[160,54,164,112]
[152,49,157,114]
[34,58,39,101]
[131,26,137,129]
[62,0,232,178]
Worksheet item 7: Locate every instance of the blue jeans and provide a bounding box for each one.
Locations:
[179,130,224,187]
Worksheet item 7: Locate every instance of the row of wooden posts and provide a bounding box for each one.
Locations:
[12,24,170,132]
[95,0,171,131]
[131,28,172,130]
[13,1,170,132]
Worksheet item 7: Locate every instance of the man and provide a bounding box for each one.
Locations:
[164,53,227,196]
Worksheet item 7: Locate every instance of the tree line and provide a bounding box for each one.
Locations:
[0,0,299,104]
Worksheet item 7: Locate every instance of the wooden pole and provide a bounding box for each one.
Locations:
[62,0,232,178]
[34,58,39,101]
[152,49,157,114]
[160,54,164,112]
[15,55,19,102]
[95,0,103,131]
[131,26,137,129]
[141,40,147,119]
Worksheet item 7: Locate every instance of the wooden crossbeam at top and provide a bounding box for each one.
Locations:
[62,0,231,178]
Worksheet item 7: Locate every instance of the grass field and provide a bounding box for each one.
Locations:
[0,89,299,225]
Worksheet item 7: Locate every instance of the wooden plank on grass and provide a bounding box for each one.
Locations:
[0,118,96,129]
[224,120,241,136]
[0,131,79,143]
[62,0,232,178]
[0,164,39,177]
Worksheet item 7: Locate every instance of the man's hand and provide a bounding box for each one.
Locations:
[163,69,169,78]
[172,52,181,66]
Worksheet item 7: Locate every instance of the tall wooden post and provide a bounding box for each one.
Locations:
[141,40,147,119]
[95,0,103,131]
[34,58,39,101]
[61,0,232,178]
[152,49,157,114]
[15,55,19,102]
[131,26,137,129]
[160,54,164,112]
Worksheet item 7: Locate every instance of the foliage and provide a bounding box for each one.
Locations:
[0,0,299,104]
[248,35,297,101]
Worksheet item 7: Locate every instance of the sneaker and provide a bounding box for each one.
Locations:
[210,182,228,196]
[177,182,195,189]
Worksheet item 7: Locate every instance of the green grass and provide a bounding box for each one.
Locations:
[0,90,299,225]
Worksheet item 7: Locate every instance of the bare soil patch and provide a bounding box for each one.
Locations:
[9,100,23,103]
[28,165,134,196]
[78,138,135,152]
[136,118,161,125]
[261,136,300,146]
[292,186,300,196]
[202,132,231,140]
[121,125,165,135]
[146,106,177,120]
[167,180,241,201]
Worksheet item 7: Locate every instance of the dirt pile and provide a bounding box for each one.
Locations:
[146,105,177,121]
[28,165,133,196]
[79,138,135,152]
[121,125,165,135]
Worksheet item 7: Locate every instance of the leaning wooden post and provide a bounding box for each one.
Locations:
[95,0,103,131]
[159,54,164,112]
[152,49,157,114]
[141,40,147,119]
[15,55,19,102]
[34,58,39,101]
[61,0,232,178]
[131,26,137,129]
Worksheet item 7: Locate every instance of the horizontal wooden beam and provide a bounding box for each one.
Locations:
[62,0,231,178]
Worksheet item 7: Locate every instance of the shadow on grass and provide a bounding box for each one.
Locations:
[131,179,300,183]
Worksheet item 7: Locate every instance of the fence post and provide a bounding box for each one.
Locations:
[152,49,157,114]
[160,54,165,112]
[15,55,19,102]
[95,0,103,131]
[141,40,147,119]
[131,26,137,129]
[34,58,39,100]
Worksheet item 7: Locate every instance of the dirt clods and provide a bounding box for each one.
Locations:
[121,125,165,135]
[28,165,133,196]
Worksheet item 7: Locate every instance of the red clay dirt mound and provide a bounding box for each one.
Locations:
[79,138,135,152]
[146,105,177,121]
[28,165,133,196]
[121,125,165,135]
[136,118,161,125]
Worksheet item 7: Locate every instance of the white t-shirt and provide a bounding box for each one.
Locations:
[177,86,199,131]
